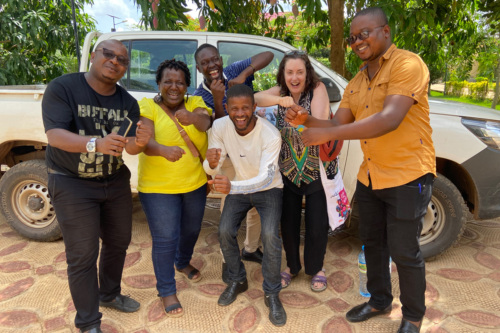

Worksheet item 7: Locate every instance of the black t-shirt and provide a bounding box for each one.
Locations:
[42,73,140,178]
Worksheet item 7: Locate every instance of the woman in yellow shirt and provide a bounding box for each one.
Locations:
[138,59,212,317]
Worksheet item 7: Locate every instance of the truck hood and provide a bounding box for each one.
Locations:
[430,98,500,121]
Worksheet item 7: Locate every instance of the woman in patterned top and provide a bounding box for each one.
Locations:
[255,51,338,292]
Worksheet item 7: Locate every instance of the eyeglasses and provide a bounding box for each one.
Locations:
[285,50,307,56]
[346,25,386,45]
[95,48,130,67]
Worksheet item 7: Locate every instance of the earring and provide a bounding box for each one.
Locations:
[154,92,162,103]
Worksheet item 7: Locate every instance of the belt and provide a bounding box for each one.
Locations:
[47,167,118,181]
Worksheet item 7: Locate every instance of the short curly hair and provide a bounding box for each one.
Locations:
[155,58,191,87]
[276,51,319,97]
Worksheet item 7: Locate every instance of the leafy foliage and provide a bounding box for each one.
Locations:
[445,80,491,101]
[133,0,190,30]
[343,0,481,81]
[478,0,500,32]
[253,70,278,92]
[0,0,95,85]
[468,81,490,101]
[134,0,496,100]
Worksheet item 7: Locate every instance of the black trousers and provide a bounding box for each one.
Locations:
[281,180,329,276]
[48,166,133,330]
[356,173,434,322]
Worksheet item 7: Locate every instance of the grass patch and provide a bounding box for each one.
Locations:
[430,90,500,111]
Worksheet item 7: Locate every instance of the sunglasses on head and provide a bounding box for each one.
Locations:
[346,25,386,45]
[95,48,130,67]
[285,50,307,56]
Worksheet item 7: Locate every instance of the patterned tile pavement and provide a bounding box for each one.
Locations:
[0,198,499,333]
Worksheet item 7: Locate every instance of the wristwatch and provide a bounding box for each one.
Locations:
[86,138,97,153]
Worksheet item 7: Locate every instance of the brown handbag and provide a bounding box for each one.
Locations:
[157,101,212,195]
[319,112,343,162]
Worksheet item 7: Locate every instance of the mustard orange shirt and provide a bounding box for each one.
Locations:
[339,44,436,190]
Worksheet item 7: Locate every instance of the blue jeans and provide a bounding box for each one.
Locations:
[139,184,207,297]
[219,188,283,295]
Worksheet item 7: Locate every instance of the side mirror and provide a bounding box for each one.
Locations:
[320,77,342,103]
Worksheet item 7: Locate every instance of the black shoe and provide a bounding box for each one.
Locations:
[265,294,287,327]
[222,262,229,284]
[99,294,140,313]
[397,319,422,333]
[241,248,263,264]
[80,327,102,333]
[346,302,392,323]
[218,280,248,306]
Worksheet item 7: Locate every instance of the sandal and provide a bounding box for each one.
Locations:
[280,271,296,289]
[160,295,184,318]
[176,264,202,282]
[311,272,327,292]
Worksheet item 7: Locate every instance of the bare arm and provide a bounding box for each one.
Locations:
[176,107,211,132]
[254,86,294,107]
[228,51,274,88]
[301,94,415,145]
[310,82,330,120]
[46,128,126,157]
[141,117,185,162]
[295,107,355,128]
[250,51,274,72]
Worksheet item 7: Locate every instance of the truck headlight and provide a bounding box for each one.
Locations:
[462,118,500,151]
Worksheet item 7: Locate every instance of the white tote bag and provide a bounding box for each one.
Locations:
[319,161,350,231]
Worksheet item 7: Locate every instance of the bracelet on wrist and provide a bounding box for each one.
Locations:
[248,63,256,74]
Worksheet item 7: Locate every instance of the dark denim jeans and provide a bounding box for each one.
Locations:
[48,166,133,330]
[356,173,434,322]
[219,187,283,295]
[139,184,207,297]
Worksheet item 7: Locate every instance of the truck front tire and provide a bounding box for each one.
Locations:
[0,160,62,241]
[420,173,468,259]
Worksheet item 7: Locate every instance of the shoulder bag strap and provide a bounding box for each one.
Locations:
[156,101,202,161]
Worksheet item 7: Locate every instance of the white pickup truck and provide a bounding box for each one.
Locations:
[1,31,500,259]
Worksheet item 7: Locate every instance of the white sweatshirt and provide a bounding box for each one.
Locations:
[203,116,283,194]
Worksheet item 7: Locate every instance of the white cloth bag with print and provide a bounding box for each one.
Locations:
[319,161,350,231]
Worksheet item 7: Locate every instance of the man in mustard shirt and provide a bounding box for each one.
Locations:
[284,7,435,333]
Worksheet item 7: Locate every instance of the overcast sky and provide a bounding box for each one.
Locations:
[84,0,199,33]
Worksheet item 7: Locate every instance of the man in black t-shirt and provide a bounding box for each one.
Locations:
[42,39,152,333]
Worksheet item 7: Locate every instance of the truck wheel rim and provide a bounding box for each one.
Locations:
[11,180,56,228]
[420,196,445,244]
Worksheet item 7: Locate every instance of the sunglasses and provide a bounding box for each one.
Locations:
[95,48,130,67]
[346,25,386,45]
[285,50,307,56]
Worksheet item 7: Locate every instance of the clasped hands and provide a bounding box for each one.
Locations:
[280,96,332,146]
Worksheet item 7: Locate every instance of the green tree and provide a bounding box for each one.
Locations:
[134,0,488,93]
[0,0,95,85]
[133,0,190,30]
[341,0,481,85]
[478,0,500,109]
